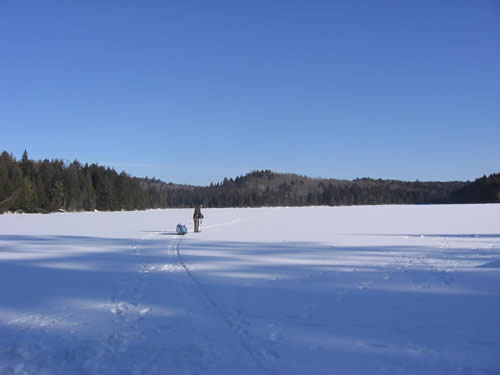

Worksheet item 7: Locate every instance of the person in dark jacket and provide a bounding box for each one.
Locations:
[193,204,203,233]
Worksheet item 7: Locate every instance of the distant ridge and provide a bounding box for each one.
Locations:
[155,170,468,208]
[1,151,498,213]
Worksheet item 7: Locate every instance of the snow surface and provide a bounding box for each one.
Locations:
[0,205,499,374]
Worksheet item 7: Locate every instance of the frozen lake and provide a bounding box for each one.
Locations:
[1,205,499,374]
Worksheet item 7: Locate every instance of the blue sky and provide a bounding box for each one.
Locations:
[1,1,499,185]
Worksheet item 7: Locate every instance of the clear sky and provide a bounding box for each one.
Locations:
[1,1,499,185]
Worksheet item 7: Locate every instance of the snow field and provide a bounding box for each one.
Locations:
[0,205,499,374]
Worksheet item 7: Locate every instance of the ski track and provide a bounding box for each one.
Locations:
[174,233,273,375]
[101,222,264,375]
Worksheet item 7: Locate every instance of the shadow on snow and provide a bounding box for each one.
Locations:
[0,234,499,374]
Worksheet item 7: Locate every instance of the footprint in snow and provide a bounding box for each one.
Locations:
[140,307,152,315]
[367,342,388,349]
[260,349,280,360]
[359,282,371,290]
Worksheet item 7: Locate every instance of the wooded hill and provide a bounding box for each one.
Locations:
[163,171,467,207]
[1,151,498,213]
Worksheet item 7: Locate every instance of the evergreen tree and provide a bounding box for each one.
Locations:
[1,150,498,213]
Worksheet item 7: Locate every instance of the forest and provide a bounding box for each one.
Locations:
[1,151,498,213]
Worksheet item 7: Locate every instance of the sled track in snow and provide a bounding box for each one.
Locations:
[175,234,271,374]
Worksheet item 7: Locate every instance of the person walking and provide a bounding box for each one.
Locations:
[193,204,203,233]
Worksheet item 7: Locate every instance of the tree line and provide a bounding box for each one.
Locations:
[164,170,468,208]
[0,151,168,213]
[1,151,498,213]
[450,173,500,203]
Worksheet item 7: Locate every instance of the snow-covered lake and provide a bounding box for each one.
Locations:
[1,205,499,374]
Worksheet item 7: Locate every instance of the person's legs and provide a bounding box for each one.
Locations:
[194,218,199,232]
